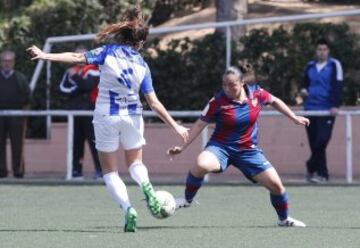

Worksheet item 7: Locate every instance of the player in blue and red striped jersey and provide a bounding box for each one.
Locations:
[168,66,308,227]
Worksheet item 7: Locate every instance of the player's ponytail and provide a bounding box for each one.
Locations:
[96,5,149,47]
[238,61,257,83]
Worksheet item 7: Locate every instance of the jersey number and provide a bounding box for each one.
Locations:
[109,90,120,115]
[117,68,133,89]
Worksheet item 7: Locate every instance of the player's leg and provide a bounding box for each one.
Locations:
[120,115,161,216]
[93,114,136,232]
[253,168,306,227]
[232,148,305,227]
[177,144,226,208]
[125,147,161,216]
[99,151,136,232]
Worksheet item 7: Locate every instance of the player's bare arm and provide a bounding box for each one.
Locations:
[270,96,310,126]
[144,92,189,142]
[27,45,86,64]
[168,118,207,156]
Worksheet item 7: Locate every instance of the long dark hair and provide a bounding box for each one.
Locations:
[96,5,149,47]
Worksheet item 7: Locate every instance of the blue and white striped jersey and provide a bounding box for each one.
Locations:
[85,44,154,116]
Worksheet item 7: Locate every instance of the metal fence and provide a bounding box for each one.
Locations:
[0,110,357,183]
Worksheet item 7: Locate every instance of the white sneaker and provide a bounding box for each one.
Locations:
[175,198,192,209]
[277,217,306,227]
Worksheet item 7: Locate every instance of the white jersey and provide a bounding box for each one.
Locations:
[84,44,154,116]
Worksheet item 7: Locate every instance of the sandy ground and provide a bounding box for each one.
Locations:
[153,0,360,46]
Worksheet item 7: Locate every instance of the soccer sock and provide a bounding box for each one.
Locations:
[129,162,150,186]
[185,171,204,203]
[103,172,131,212]
[270,192,289,221]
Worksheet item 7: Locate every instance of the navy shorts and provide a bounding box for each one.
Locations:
[205,141,272,183]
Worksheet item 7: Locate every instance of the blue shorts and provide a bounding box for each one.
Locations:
[205,141,272,183]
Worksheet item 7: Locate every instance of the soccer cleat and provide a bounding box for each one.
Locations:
[277,217,306,227]
[124,207,137,232]
[175,198,192,209]
[141,182,161,216]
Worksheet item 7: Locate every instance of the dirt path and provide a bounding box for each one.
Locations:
[155,0,360,44]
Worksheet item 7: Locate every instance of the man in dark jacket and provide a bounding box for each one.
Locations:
[59,47,101,179]
[0,50,31,178]
[301,38,343,183]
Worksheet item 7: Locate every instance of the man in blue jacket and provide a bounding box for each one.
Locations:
[301,38,343,183]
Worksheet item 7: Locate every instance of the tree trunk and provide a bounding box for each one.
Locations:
[215,0,248,40]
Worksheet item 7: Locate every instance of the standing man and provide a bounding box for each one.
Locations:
[59,47,102,180]
[301,38,343,183]
[0,50,31,178]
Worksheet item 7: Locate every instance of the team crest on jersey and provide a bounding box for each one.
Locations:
[251,98,258,107]
[91,47,104,56]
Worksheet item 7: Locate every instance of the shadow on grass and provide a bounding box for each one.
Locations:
[1,225,359,233]
[0,228,119,233]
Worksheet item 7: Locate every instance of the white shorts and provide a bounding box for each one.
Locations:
[92,114,146,152]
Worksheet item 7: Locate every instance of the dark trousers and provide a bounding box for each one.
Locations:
[0,117,26,177]
[305,116,335,179]
[73,116,101,174]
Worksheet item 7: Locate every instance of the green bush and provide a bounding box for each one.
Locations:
[237,23,360,105]
[145,23,360,109]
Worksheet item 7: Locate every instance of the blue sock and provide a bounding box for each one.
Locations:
[185,171,204,203]
[270,192,289,221]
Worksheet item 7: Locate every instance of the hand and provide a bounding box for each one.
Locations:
[330,107,339,116]
[293,116,310,126]
[26,45,47,60]
[174,124,189,143]
[167,146,183,157]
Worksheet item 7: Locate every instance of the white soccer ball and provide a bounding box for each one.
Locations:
[154,190,176,219]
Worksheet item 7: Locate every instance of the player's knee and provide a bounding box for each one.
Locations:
[269,181,285,195]
[196,157,213,173]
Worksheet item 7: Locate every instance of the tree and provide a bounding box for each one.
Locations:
[215,0,248,40]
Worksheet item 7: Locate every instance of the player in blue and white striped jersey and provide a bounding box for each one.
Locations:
[27,6,189,232]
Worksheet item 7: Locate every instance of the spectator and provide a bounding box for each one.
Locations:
[59,47,102,180]
[0,50,30,178]
[301,38,343,183]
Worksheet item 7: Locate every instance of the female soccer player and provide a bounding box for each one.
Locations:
[168,66,308,227]
[27,6,188,232]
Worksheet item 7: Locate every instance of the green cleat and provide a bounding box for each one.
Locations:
[142,182,161,216]
[124,207,137,232]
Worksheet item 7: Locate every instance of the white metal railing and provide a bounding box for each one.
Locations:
[0,110,357,183]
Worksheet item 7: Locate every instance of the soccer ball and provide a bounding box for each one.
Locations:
[154,190,176,219]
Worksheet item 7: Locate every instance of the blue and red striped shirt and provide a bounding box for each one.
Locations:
[200,84,273,149]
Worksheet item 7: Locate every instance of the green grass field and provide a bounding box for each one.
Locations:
[1,184,360,248]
